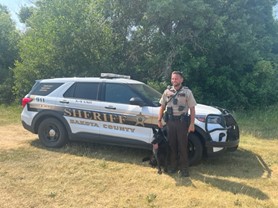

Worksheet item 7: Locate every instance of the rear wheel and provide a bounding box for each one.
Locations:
[38,118,68,148]
[188,133,203,166]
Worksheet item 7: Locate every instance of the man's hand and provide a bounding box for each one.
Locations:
[158,120,163,128]
[188,123,195,132]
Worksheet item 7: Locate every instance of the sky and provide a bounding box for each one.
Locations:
[0,0,33,30]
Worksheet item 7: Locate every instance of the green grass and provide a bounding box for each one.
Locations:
[0,105,277,208]
[0,104,22,125]
[235,105,278,139]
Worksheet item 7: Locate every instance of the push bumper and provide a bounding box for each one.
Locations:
[205,139,239,148]
[204,112,240,153]
[205,139,239,155]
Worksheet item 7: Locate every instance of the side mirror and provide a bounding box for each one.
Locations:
[129,97,144,106]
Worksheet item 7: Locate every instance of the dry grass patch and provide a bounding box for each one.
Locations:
[0,124,277,208]
[0,105,278,207]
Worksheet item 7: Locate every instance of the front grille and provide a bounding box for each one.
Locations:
[224,114,240,141]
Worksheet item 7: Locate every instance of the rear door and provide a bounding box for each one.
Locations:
[62,82,100,135]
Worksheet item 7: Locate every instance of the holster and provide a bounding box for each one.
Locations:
[165,113,190,126]
[163,111,169,122]
[163,107,173,122]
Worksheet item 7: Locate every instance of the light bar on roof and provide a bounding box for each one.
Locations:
[100,73,130,79]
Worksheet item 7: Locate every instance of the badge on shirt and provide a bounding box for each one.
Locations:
[178,93,186,97]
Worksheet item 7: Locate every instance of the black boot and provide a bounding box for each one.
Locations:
[180,169,189,177]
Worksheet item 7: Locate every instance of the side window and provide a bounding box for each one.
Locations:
[64,82,99,100]
[105,83,138,104]
[30,83,63,96]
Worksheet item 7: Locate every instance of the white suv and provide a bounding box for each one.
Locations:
[21,73,240,165]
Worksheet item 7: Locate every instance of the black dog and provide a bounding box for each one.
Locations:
[143,128,169,174]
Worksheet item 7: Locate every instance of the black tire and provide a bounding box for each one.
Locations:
[38,118,68,148]
[227,145,238,152]
[188,133,203,166]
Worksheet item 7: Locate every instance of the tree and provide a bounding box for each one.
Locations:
[195,0,278,108]
[0,5,20,104]
[14,0,115,99]
[13,0,278,109]
[18,6,34,25]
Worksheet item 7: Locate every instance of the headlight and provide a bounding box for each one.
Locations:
[207,115,225,127]
[196,114,225,127]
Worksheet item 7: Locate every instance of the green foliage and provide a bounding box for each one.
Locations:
[147,80,168,93]
[183,0,278,109]
[14,0,115,99]
[10,0,278,109]
[18,6,34,24]
[240,60,278,108]
[0,5,20,104]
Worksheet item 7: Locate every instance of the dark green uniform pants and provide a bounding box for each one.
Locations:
[167,120,189,171]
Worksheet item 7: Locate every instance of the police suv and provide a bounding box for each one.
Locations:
[21,73,240,165]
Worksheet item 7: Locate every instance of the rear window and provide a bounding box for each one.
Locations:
[63,82,99,100]
[30,82,63,96]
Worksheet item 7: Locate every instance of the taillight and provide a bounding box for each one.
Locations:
[22,97,33,107]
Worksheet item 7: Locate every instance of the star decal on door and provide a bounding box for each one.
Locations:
[135,112,147,126]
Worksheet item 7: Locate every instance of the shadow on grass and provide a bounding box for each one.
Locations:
[196,148,272,179]
[30,139,271,200]
[180,173,269,200]
[172,148,270,200]
[30,139,151,164]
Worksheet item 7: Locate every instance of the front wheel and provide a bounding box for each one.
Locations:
[188,133,203,166]
[38,118,68,148]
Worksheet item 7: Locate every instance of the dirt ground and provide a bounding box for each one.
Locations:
[0,124,35,150]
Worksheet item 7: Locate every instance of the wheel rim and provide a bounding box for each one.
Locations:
[43,124,60,142]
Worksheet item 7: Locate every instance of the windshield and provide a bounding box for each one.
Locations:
[129,83,162,107]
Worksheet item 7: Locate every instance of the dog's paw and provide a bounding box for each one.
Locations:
[157,170,162,174]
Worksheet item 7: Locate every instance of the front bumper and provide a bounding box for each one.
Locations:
[205,139,239,148]
[205,112,240,153]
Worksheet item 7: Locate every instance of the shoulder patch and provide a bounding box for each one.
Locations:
[166,89,175,97]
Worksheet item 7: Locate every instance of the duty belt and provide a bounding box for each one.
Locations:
[169,114,188,121]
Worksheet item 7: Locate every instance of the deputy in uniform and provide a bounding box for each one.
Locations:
[157,71,197,177]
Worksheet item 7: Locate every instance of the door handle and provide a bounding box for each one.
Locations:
[60,100,69,104]
[105,106,116,110]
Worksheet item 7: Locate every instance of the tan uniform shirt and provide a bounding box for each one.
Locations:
[159,86,197,116]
